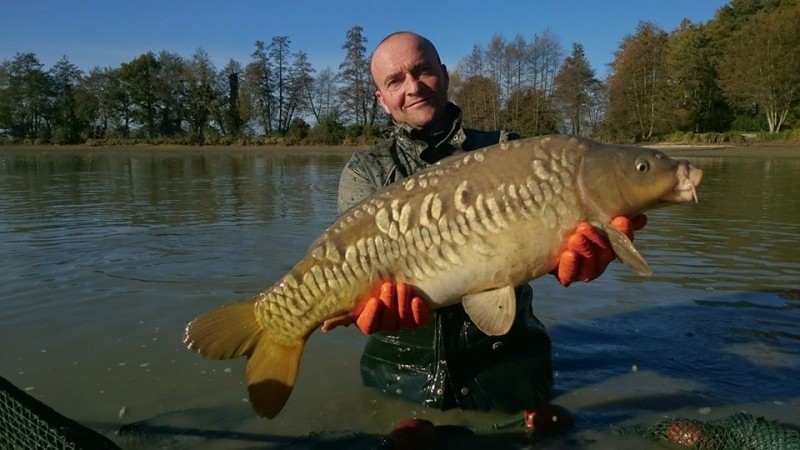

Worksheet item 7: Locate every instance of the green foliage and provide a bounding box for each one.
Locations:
[718,4,800,133]
[452,31,564,137]
[338,26,375,128]
[285,117,310,143]
[730,113,769,132]
[305,114,345,145]
[554,43,598,136]
[2,7,799,146]
[607,22,671,141]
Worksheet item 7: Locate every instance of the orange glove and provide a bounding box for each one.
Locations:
[553,214,647,287]
[320,281,432,335]
[355,281,431,334]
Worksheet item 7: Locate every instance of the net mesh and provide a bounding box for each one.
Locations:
[621,412,800,450]
[3,372,798,450]
[0,375,119,450]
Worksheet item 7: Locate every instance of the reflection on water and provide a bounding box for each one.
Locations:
[0,147,798,449]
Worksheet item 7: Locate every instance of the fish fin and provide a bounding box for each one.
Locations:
[597,223,653,276]
[183,298,306,418]
[183,299,262,359]
[246,337,305,418]
[462,285,517,336]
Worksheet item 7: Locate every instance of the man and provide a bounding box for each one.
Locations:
[331,31,644,426]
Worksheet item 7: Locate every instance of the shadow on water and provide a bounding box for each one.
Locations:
[550,289,799,416]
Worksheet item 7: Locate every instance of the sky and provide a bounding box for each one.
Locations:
[2,1,731,79]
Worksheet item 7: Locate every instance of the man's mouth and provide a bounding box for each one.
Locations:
[405,99,431,110]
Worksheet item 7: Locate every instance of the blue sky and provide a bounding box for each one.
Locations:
[2,1,730,78]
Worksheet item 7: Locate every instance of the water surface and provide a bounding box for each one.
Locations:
[1,146,798,449]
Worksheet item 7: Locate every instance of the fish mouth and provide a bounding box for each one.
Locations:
[661,162,703,203]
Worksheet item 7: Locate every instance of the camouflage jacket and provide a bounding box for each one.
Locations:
[338,103,511,213]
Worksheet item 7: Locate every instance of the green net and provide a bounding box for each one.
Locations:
[620,412,800,450]
[4,371,799,450]
[0,375,119,450]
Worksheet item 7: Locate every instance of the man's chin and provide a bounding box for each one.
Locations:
[403,109,438,129]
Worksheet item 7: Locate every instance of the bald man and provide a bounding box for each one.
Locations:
[336,31,640,424]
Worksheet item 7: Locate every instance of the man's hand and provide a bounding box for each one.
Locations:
[553,215,647,287]
[321,281,431,335]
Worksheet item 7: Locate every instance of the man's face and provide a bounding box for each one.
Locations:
[371,34,449,131]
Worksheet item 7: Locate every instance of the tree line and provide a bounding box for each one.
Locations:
[1,0,798,146]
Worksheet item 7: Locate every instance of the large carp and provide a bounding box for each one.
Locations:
[183,135,703,418]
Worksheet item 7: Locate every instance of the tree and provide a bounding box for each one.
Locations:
[155,51,187,138]
[515,30,563,136]
[49,56,85,143]
[74,67,104,139]
[554,43,598,135]
[244,40,274,135]
[502,35,531,130]
[607,22,670,140]
[106,67,135,137]
[666,20,728,133]
[269,36,292,133]
[485,34,507,112]
[524,30,563,104]
[452,31,563,135]
[718,6,800,133]
[454,75,501,130]
[184,48,219,142]
[307,66,338,124]
[583,80,608,138]
[118,52,161,138]
[338,25,375,127]
[0,52,52,140]
[286,50,315,130]
[221,59,244,138]
[457,45,485,79]
[505,87,559,136]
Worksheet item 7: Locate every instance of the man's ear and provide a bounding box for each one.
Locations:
[442,64,449,89]
[376,90,391,114]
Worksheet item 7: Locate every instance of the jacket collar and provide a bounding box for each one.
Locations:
[390,102,467,161]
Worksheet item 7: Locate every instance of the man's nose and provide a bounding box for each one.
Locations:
[404,75,422,94]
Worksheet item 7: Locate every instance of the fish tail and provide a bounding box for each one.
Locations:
[183,298,305,418]
[246,334,305,418]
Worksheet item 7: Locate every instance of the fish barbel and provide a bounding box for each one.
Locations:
[183,135,703,418]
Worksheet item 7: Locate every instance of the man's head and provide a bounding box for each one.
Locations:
[371,32,450,132]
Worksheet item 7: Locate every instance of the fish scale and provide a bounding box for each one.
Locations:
[184,134,703,418]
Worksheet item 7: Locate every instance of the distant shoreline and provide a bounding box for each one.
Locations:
[0,143,365,156]
[1,140,797,159]
[641,140,799,159]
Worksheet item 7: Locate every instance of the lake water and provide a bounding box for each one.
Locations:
[1,145,798,449]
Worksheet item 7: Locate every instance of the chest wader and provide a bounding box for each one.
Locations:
[360,284,555,413]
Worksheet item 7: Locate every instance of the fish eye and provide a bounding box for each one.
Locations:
[635,158,650,172]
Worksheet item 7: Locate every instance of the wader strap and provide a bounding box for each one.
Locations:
[389,145,409,179]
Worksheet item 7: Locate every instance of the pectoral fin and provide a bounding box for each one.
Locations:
[597,222,652,276]
[462,285,516,336]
